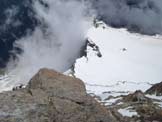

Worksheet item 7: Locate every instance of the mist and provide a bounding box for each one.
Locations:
[2,0,162,89]
[5,0,93,85]
[91,0,162,35]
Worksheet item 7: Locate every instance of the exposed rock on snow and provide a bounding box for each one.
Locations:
[146,81,162,96]
[123,90,148,102]
[106,90,162,122]
[85,38,102,58]
[0,68,117,122]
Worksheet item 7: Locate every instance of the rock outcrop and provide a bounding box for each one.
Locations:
[122,91,162,122]
[0,68,117,122]
[102,90,162,122]
[146,82,162,96]
[123,90,148,102]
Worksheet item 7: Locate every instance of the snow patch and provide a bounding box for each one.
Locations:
[118,107,138,117]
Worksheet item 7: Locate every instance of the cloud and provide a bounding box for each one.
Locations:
[5,0,93,84]
[92,0,162,35]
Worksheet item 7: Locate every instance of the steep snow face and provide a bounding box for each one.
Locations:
[74,24,162,94]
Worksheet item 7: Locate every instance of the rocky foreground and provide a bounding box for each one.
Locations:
[0,68,117,122]
[93,84,162,122]
[0,68,162,122]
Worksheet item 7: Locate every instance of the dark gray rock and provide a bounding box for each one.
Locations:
[123,90,148,102]
[0,68,117,122]
[146,82,162,96]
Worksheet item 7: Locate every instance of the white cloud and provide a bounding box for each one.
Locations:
[5,0,93,84]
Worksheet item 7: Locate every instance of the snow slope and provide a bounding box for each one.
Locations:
[75,23,162,94]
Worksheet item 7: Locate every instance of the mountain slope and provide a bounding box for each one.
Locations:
[74,23,162,94]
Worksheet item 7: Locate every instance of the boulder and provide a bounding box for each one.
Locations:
[0,68,117,122]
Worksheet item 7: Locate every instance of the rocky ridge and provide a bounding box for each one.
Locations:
[0,68,162,122]
[146,82,162,96]
[0,68,117,122]
[93,89,162,122]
